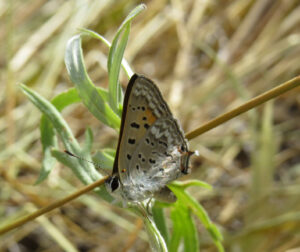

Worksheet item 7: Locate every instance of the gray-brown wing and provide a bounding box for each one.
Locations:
[114,74,173,183]
[127,117,188,190]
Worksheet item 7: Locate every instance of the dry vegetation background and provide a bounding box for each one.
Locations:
[1,0,300,251]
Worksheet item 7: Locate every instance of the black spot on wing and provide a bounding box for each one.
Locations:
[158,140,168,148]
[128,138,135,144]
[131,122,140,128]
[149,158,156,164]
[144,123,150,129]
[127,154,131,160]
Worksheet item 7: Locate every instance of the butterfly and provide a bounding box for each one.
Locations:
[105,74,194,204]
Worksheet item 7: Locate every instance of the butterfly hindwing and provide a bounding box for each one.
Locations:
[129,117,188,183]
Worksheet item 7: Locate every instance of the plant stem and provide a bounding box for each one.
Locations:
[0,176,109,235]
[185,75,300,140]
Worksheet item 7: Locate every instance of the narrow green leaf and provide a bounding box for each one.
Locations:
[108,23,130,113]
[79,28,134,78]
[169,205,183,252]
[143,214,168,252]
[65,35,120,129]
[107,4,146,73]
[92,149,115,170]
[168,184,224,251]
[37,87,108,183]
[20,84,79,151]
[152,202,169,244]
[107,4,146,114]
[169,202,198,252]
[171,179,212,190]
[83,128,93,153]
[181,208,198,252]
[19,84,102,185]
[37,88,81,184]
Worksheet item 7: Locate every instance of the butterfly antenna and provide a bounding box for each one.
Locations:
[64,150,102,169]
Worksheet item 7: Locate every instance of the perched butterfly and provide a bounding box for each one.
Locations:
[105,74,194,204]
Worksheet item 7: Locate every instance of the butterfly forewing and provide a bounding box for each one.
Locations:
[114,74,173,183]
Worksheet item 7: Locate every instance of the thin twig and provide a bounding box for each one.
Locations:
[185,75,300,140]
[0,176,109,236]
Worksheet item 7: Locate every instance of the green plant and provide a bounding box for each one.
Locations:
[17,4,223,252]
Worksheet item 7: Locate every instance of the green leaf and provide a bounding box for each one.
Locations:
[83,128,93,154]
[37,88,81,184]
[181,208,198,252]
[107,4,146,114]
[168,183,224,252]
[107,23,129,113]
[20,84,79,150]
[170,203,198,252]
[152,202,169,244]
[79,28,134,78]
[65,35,120,130]
[171,179,212,190]
[92,149,115,170]
[143,214,168,252]
[169,205,183,251]
[19,84,102,186]
[37,87,108,183]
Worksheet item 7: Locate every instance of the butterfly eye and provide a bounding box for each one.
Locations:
[110,176,120,192]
